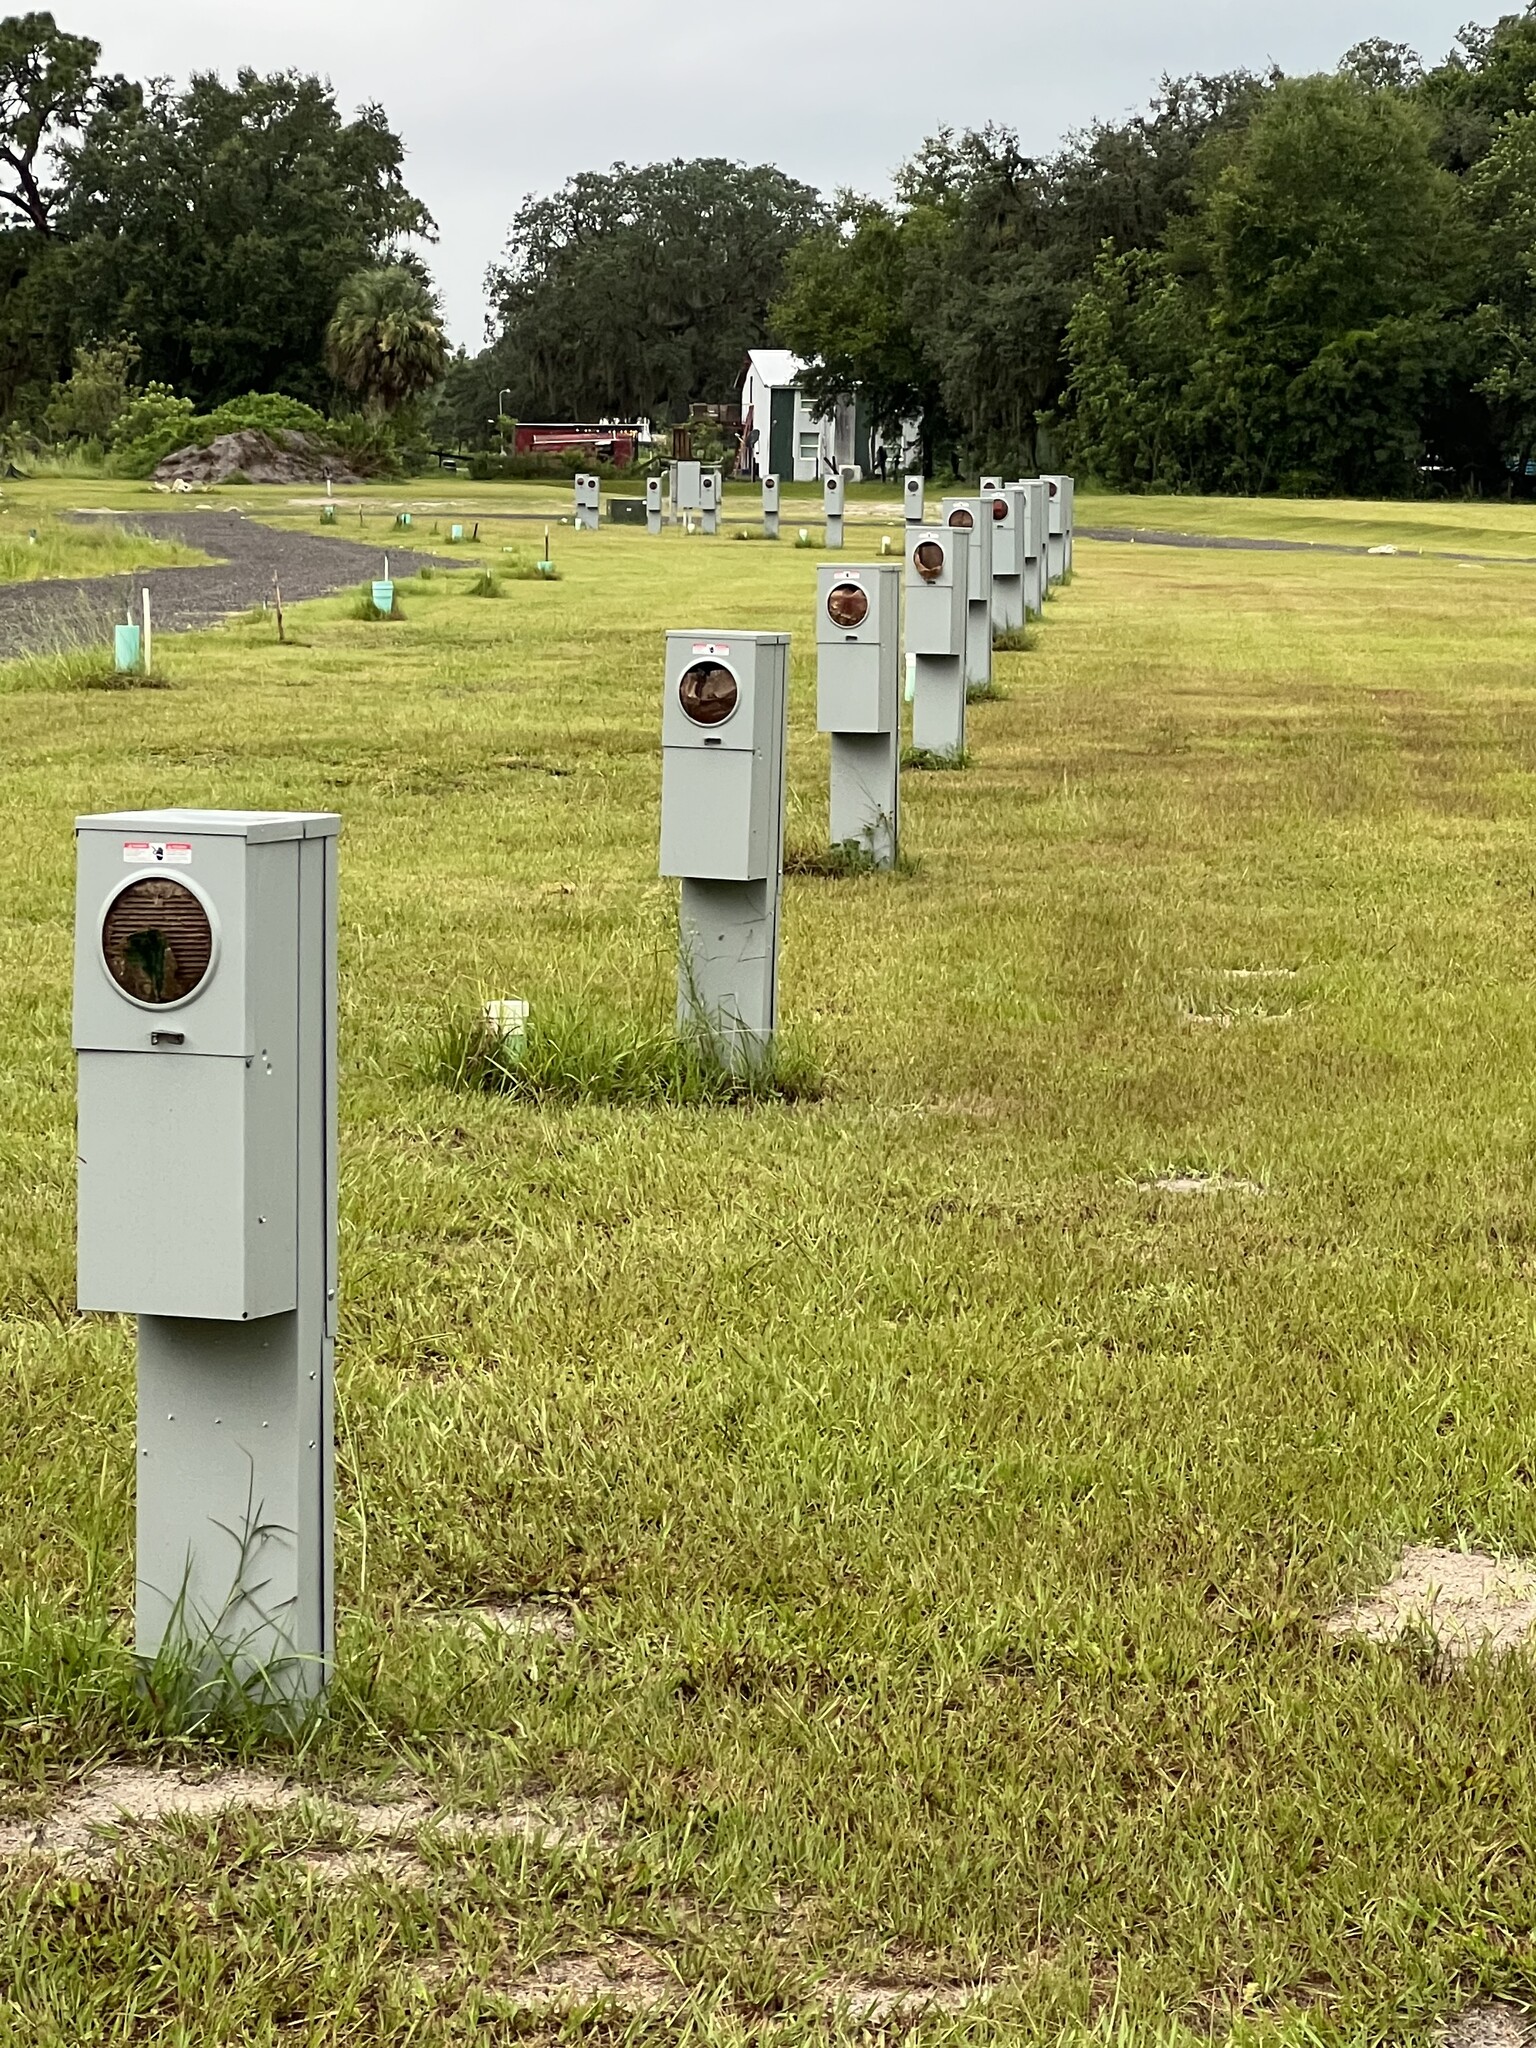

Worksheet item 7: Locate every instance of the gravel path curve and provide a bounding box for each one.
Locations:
[0,510,457,660]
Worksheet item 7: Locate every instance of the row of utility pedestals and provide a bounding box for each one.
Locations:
[71,474,1072,1706]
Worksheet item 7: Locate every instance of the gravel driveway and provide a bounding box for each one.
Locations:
[0,510,456,659]
[1079,524,1536,564]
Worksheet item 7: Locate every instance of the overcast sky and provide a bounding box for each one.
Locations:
[65,1,1491,349]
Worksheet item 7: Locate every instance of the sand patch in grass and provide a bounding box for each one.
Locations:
[1326,1546,1536,1662]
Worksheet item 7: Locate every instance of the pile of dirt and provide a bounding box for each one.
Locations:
[153,430,363,487]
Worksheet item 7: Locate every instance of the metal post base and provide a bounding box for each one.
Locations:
[992,574,1025,636]
[830,732,899,868]
[137,1307,331,1703]
[678,877,781,1070]
[647,511,662,536]
[826,515,844,549]
[912,654,966,759]
[764,513,779,540]
[965,599,993,689]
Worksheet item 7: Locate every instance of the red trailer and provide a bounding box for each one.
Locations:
[511,422,643,466]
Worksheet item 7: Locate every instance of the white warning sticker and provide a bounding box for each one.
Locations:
[123,841,192,866]
[691,643,730,657]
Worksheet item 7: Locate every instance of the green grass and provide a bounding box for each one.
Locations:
[436,1004,824,1105]
[8,511,1536,2040]
[0,509,206,583]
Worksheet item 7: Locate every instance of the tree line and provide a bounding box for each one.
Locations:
[11,8,1536,493]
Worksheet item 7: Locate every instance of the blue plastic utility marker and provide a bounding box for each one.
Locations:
[114,624,142,673]
[372,580,394,615]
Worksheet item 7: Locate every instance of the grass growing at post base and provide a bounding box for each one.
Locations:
[0,510,206,583]
[435,1004,824,1106]
[11,516,1536,2038]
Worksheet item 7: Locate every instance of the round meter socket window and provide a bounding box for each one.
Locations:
[678,661,739,726]
[102,878,214,1006]
[827,582,870,629]
[992,497,1009,521]
[913,541,946,582]
[948,507,974,530]
[1048,481,1059,498]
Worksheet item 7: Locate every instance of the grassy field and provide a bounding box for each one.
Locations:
[5,497,1536,2042]
[0,505,207,582]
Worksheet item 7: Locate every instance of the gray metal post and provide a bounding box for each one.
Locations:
[646,475,663,536]
[904,475,925,526]
[660,634,789,1069]
[762,473,780,540]
[942,496,993,693]
[574,473,601,532]
[1063,474,1076,575]
[817,563,900,868]
[73,809,339,1703]
[906,525,969,760]
[700,468,721,536]
[824,472,845,550]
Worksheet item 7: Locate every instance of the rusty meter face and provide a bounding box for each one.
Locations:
[913,541,946,583]
[991,496,1009,521]
[947,507,974,530]
[826,583,870,629]
[102,877,215,1006]
[678,661,739,727]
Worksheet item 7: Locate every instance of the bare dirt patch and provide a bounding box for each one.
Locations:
[487,1941,684,2014]
[1326,1547,1536,1663]
[0,1765,300,1859]
[822,1976,999,2024]
[1144,1171,1266,1197]
[1442,2004,1536,2046]
[0,1765,620,1873]
[434,1601,579,1645]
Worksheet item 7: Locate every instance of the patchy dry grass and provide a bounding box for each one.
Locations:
[8,501,1536,2038]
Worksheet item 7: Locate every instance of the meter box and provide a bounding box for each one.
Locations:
[74,812,337,1322]
[762,473,781,540]
[817,564,900,735]
[574,473,601,530]
[943,495,995,690]
[661,633,790,882]
[905,526,968,657]
[824,470,845,548]
[1018,478,1048,613]
[904,475,925,524]
[646,474,663,534]
[1043,473,1069,584]
[670,459,703,512]
[73,806,339,1700]
[700,467,722,534]
[989,485,1026,633]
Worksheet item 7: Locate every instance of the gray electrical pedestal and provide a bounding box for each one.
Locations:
[906,524,969,760]
[1062,474,1076,575]
[73,808,339,1703]
[824,471,845,549]
[646,475,663,536]
[670,460,703,525]
[660,633,789,1069]
[574,473,601,532]
[1044,475,1068,586]
[942,496,994,694]
[817,563,900,869]
[762,473,781,540]
[987,485,1026,635]
[1017,479,1047,616]
[700,468,722,536]
[904,475,925,525]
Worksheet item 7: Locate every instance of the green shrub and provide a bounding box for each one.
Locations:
[199,392,326,441]
[106,383,196,476]
[466,571,502,597]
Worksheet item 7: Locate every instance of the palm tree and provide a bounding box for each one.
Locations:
[325,266,449,412]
